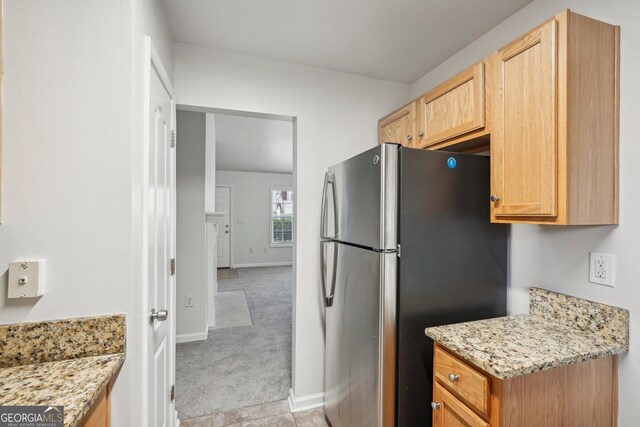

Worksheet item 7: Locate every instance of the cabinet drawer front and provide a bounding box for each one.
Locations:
[434,347,490,416]
[433,382,490,427]
[418,62,485,147]
[492,19,558,218]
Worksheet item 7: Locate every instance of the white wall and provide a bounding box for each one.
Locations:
[174,43,410,400]
[410,1,639,424]
[0,1,174,425]
[216,170,293,267]
[176,111,208,338]
[205,114,217,213]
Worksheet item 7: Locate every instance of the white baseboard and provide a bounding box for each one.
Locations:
[176,331,208,343]
[233,261,293,268]
[174,409,180,427]
[288,388,324,413]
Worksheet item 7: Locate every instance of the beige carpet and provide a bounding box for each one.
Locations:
[176,266,292,419]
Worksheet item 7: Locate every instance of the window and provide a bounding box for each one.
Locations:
[271,188,293,246]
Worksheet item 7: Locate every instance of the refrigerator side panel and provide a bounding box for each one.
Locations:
[324,243,383,427]
[396,149,508,427]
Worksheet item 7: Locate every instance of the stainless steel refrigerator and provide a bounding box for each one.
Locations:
[321,143,507,427]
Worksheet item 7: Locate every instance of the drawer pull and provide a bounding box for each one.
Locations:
[449,373,460,383]
[431,401,441,410]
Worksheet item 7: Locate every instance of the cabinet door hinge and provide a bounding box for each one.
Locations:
[170,384,175,402]
[170,258,176,276]
[171,130,176,148]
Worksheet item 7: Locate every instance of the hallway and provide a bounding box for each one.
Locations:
[176,267,293,420]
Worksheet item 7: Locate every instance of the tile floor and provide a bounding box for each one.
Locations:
[181,400,328,427]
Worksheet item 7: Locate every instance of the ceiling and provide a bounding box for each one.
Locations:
[214,114,293,174]
[163,0,533,83]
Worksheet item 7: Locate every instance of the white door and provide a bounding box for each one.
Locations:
[146,39,175,427]
[215,186,231,268]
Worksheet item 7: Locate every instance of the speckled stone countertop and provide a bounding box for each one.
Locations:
[0,315,126,427]
[0,354,125,426]
[425,288,629,379]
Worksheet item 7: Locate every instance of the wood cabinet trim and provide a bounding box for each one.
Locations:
[80,383,110,427]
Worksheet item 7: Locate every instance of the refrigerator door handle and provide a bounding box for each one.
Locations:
[320,240,338,307]
[320,172,338,240]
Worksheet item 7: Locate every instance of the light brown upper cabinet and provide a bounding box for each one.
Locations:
[416,62,488,150]
[378,101,417,147]
[491,10,619,224]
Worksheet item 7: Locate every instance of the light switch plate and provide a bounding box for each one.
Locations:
[8,259,45,298]
[589,252,615,287]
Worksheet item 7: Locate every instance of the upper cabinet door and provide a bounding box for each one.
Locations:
[417,62,485,148]
[492,19,558,217]
[378,102,416,147]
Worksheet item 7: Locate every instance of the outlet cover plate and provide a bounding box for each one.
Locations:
[8,259,45,298]
[589,252,615,287]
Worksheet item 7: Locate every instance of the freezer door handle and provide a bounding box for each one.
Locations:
[320,172,338,240]
[320,240,338,307]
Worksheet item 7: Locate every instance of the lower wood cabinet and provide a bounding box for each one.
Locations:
[432,344,618,427]
[80,384,110,427]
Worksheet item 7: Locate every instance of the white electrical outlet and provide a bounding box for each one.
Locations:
[589,252,615,287]
[185,295,194,307]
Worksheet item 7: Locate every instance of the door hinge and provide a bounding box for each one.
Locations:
[396,244,401,258]
[171,130,176,148]
[170,258,176,276]
[170,384,175,402]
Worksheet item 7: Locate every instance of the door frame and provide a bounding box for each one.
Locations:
[141,37,177,427]
[215,184,234,268]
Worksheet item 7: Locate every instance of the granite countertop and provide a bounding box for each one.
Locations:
[425,288,629,379]
[0,314,126,427]
[0,353,125,427]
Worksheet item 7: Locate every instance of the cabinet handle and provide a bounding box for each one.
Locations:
[431,402,441,410]
[417,130,424,138]
[406,135,412,142]
[449,373,460,383]
[490,194,501,203]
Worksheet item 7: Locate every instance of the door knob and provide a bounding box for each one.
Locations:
[490,194,501,203]
[431,402,441,410]
[150,309,168,322]
[449,373,460,383]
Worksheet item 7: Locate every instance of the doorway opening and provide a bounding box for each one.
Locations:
[174,106,297,423]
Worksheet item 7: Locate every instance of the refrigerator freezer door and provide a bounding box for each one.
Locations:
[324,243,397,427]
[396,149,508,427]
[326,144,398,250]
